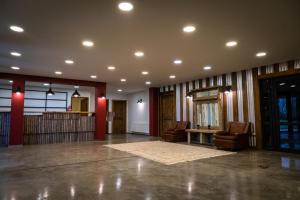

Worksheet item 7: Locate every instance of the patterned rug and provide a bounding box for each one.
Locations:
[105,141,235,165]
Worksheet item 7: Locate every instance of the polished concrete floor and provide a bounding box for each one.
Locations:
[0,134,300,200]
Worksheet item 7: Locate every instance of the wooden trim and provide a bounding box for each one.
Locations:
[252,68,263,149]
[260,66,266,76]
[206,78,210,88]
[231,72,238,121]
[180,83,183,121]
[190,86,221,93]
[222,74,227,128]
[192,80,196,90]
[258,67,300,79]
[242,70,249,122]
[186,83,189,122]
[273,63,279,73]
[199,79,203,89]
[213,76,218,86]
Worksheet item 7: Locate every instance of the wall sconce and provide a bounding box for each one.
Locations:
[137,99,143,103]
[224,86,232,94]
[100,93,106,99]
[15,86,21,95]
[186,92,192,99]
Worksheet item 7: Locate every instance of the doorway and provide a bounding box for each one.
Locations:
[159,92,176,137]
[260,74,300,153]
[112,100,127,134]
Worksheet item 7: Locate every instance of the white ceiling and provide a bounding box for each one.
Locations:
[0,0,300,94]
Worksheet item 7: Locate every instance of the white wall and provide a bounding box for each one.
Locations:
[126,90,149,134]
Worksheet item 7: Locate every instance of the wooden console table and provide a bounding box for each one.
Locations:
[185,129,220,145]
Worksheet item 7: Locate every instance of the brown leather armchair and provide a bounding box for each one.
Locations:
[214,122,251,150]
[164,121,189,142]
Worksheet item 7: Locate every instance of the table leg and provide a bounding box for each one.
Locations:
[199,133,202,144]
[188,132,191,144]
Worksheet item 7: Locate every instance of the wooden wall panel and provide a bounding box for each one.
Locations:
[231,72,238,121]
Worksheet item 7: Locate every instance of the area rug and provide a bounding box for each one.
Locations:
[105,141,235,165]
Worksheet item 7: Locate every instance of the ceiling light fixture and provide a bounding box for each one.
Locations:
[173,59,183,65]
[134,51,144,57]
[183,25,196,33]
[11,66,20,70]
[141,71,149,75]
[90,75,97,79]
[9,25,24,33]
[169,75,176,79]
[117,89,123,92]
[256,52,267,57]
[43,83,49,86]
[226,41,238,47]
[120,78,127,82]
[291,85,296,88]
[279,83,286,86]
[55,71,62,75]
[82,40,94,47]
[145,81,151,85]
[203,65,212,70]
[72,88,80,98]
[65,59,74,64]
[46,83,55,96]
[118,2,134,12]
[10,51,22,57]
[107,66,116,70]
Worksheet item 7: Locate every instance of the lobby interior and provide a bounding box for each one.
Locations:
[0,0,300,200]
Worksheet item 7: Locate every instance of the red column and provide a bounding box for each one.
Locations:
[9,78,25,145]
[95,84,106,140]
[149,87,159,136]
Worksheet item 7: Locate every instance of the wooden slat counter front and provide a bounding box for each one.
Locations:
[185,129,220,145]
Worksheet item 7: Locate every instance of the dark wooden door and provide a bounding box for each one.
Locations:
[159,92,176,137]
[112,100,126,134]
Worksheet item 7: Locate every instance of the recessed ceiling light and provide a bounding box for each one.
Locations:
[173,59,183,65]
[107,66,116,70]
[169,75,176,79]
[134,51,144,57]
[10,51,22,57]
[120,78,127,82]
[118,2,134,12]
[279,82,286,86]
[90,75,97,79]
[9,25,24,33]
[55,71,62,75]
[43,83,49,86]
[9,80,13,83]
[183,25,196,33]
[117,89,123,92]
[145,81,151,85]
[291,84,296,88]
[256,52,267,57]
[142,71,149,75]
[11,66,20,70]
[203,65,212,70]
[65,59,74,64]
[226,41,238,47]
[82,40,94,47]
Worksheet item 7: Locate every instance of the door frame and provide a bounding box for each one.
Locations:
[112,100,127,134]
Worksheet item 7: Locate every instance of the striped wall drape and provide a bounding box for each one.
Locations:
[159,59,300,147]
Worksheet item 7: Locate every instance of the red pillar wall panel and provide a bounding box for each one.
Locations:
[149,87,159,136]
[95,84,107,140]
[9,78,25,145]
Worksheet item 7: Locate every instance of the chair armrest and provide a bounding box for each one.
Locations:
[174,129,186,132]
[215,131,229,136]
